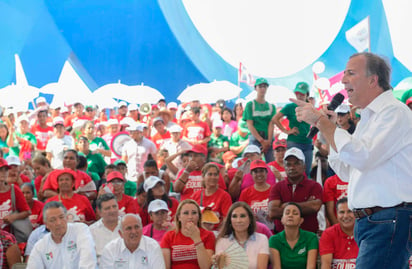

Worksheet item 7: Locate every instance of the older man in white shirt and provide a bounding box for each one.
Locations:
[89,193,121,264]
[100,213,165,269]
[27,201,97,269]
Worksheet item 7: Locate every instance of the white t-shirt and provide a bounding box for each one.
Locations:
[45,135,74,169]
[121,138,156,181]
[100,236,165,269]
[27,223,97,269]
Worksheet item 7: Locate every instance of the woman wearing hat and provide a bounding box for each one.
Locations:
[191,163,232,228]
[142,199,174,243]
[42,150,97,201]
[214,202,269,269]
[243,78,276,163]
[272,82,313,176]
[239,160,272,227]
[45,168,95,224]
[161,199,215,269]
[140,175,178,226]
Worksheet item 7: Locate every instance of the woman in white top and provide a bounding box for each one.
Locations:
[214,202,269,269]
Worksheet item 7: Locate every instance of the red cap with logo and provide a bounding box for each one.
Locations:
[188,144,208,156]
[0,158,10,169]
[250,160,268,171]
[273,138,287,149]
[107,171,125,182]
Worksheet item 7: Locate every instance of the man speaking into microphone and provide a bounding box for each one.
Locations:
[292,52,412,269]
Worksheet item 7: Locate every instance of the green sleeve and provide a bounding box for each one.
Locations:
[269,234,281,250]
[242,101,253,121]
[307,232,319,250]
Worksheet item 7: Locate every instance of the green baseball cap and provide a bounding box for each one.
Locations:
[254,78,269,87]
[114,159,127,166]
[294,82,309,94]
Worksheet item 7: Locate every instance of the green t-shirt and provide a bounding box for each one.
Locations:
[229,132,249,157]
[269,229,318,269]
[79,151,107,177]
[15,132,37,146]
[89,137,110,151]
[124,180,137,197]
[208,133,229,164]
[243,100,276,138]
[0,137,19,158]
[281,103,312,144]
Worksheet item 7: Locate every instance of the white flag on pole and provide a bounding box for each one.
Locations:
[345,17,370,52]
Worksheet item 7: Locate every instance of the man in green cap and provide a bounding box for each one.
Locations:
[242,78,276,162]
[272,81,313,175]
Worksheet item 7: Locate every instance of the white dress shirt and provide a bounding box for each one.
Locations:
[329,91,412,209]
[27,223,97,269]
[89,218,121,262]
[99,236,165,269]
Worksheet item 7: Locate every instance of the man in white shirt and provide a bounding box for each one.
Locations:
[293,52,412,268]
[122,123,157,181]
[27,201,97,268]
[89,193,121,264]
[45,116,74,169]
[100,213,165,269]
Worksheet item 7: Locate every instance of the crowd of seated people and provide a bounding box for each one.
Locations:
[1,82,411,269]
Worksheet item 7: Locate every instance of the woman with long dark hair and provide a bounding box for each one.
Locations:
[214,201,269,269]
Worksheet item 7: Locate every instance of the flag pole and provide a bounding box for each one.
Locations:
[367,16,371,52]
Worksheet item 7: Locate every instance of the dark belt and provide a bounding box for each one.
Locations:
[353,202,412,219]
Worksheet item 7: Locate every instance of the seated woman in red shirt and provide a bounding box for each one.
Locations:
[45,169,95,224]
[161,199,215,269]
[191,163,232,228]
[21,183,43,229]
[239,160,272,228]
[267,138,287,181]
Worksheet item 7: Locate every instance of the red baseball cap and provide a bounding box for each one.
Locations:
[107,171,125,182]
[188,144,208,156]
[273,138,287,149]
[250,160,268,171]
[0,158,10,169]
[48,168,78,185]
[406,96,412,106]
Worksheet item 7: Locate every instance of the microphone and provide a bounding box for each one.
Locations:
[307,93,345,139]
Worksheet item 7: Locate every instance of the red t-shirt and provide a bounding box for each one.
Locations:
[191,188,232,221]
[30,124,53,150]
[0,185,30,230]
[269,176,323,233]
[34,175,43,194]
[239,186,270,217]
[20,174,31,183]
[323,175,348,203]
[29,199,44,229]
[175,170,226,201]
[182,121,211,147]
[140,197,179,226]
[160,228,216,269]
[46,193,96,222]
[151,131,171,149]
[319,223,358,267]
[117,194,139,216]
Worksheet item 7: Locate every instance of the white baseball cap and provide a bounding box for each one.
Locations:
[335,104,350,114]
[53,116,65,126]
[128,103,138,111]
[167,102,178,110]
[35,97,47,105]
[284,147,305,162]
[5,155,21,166]
[242,145,261,157]
[148,199,169,213]
[107,118,119,126]
[120,117,135,126]
[143,176,165,192]
[168,124,182,133]
[126,123,144,132]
